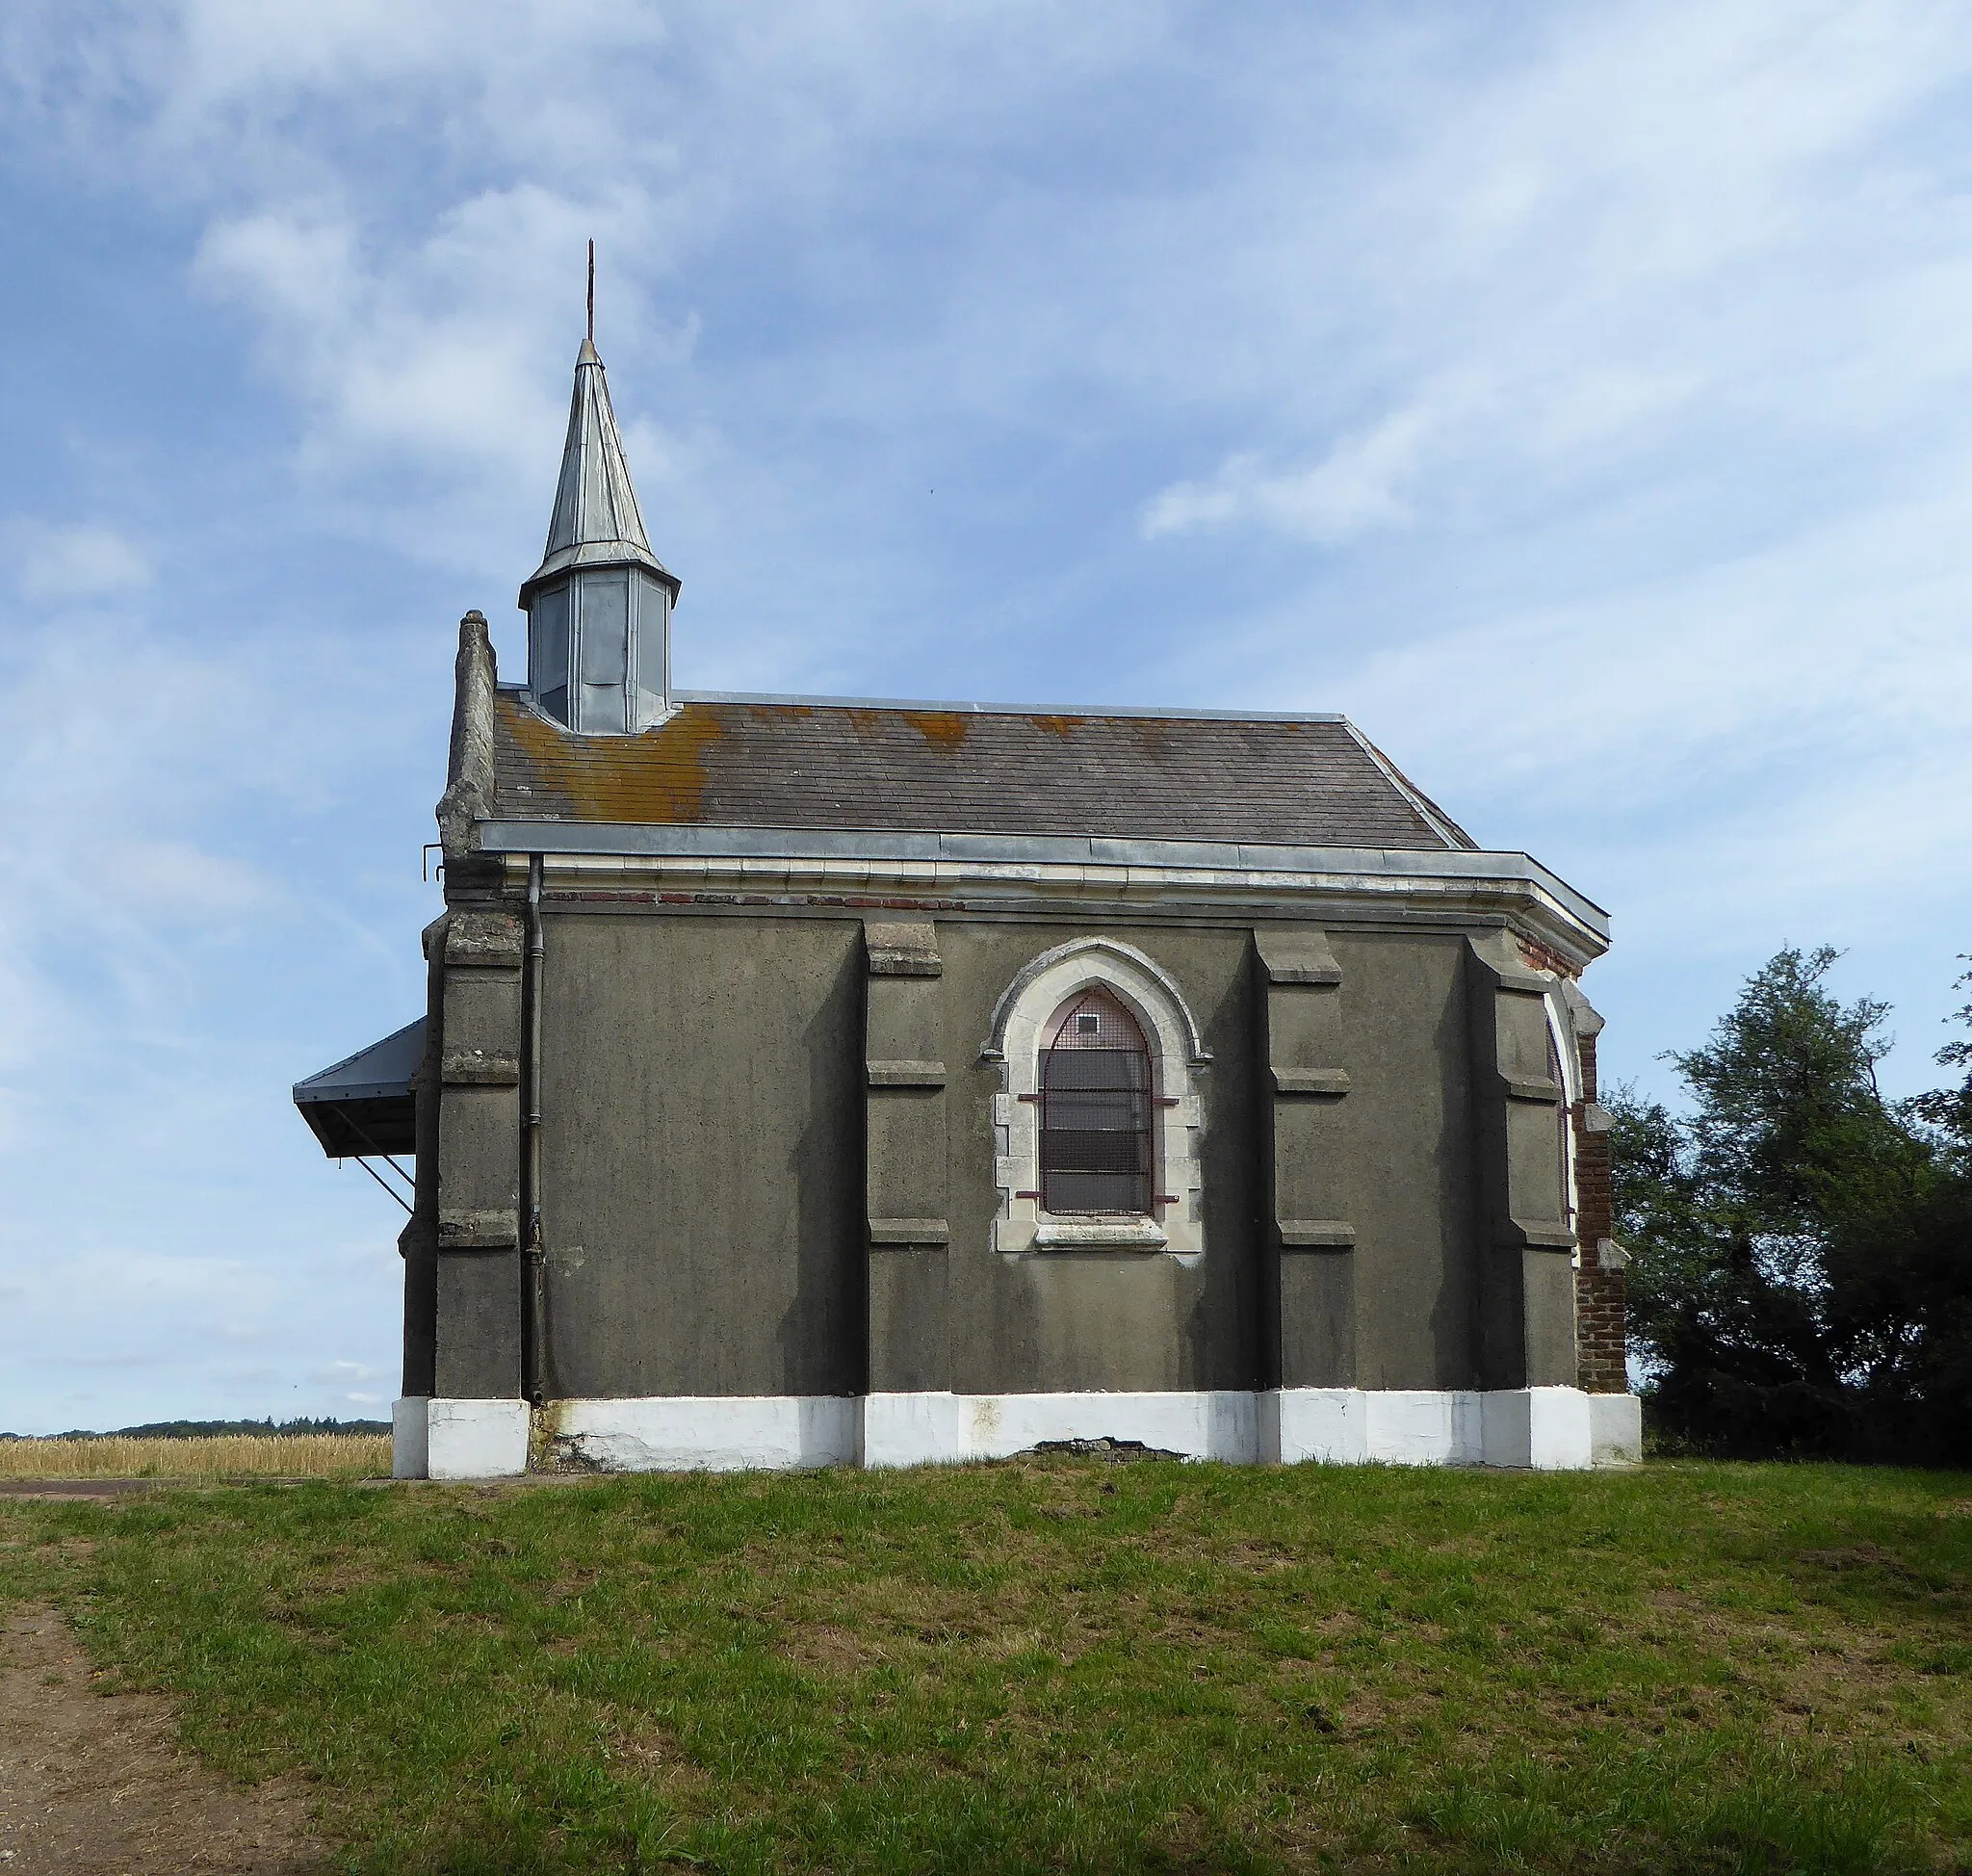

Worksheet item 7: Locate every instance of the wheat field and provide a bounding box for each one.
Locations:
[0,1434,391,1480]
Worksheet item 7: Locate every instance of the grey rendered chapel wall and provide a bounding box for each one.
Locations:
[402,901,1580,1404]
[1310,931,1482,1392]
[535,912,866,1399]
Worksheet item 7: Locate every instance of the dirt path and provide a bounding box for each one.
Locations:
[0,1605,329,1874]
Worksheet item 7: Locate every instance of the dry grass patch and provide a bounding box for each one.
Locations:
[0,1436,389,1481]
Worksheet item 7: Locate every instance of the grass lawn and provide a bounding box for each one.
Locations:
[3,1458,1969,1874]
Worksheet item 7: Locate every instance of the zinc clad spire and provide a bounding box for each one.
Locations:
[526,338,675,600]
[520,327,679,735]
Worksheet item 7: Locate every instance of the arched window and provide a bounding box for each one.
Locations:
[981,936,1210,1258]
[1041,988,1154,1215]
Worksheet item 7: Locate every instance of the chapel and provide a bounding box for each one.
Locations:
[296,331,1641,1479]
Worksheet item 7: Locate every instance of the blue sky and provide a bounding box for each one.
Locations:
[2,1,1970,1431]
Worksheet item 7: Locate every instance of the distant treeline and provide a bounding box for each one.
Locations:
[0,1418,392,1441]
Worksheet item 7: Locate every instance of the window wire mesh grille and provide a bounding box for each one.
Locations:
[1041,987,1153,1215]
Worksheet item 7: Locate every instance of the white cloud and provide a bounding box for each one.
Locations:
[1336,486,1972,798]
[309,1358,382,1387]
[192,187,614,461]
[0,599,403,1161]
[1131,1,1972,551]
[1142,387,1474,543]
[11,523,152,599]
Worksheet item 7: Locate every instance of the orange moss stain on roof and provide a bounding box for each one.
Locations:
[501,696,728,823]
[901,710,973,750]
[1027,715,1083,738]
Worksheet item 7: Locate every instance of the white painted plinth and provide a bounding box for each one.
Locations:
[1263,1389,1486,1465]
[862,1391,1259,1468]
[1481,1386,1594,1470]
[395,1389,1632,1477]
[1262,1387,1597,1469]
[1369,1390,1486,1465]
[1260,1387,1358,1464]
[393,1397,530,1480]
[391,1397,429,1478]
[1589,1393,1644,1466]
[551,1395,859,1473]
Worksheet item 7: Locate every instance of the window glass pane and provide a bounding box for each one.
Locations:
[530,583,569,716]
[579,576,628,683]
[1045,1171,1148,1213]
[631,574,669,727]
[634,574,669,686]
[1041,987,1154,1214]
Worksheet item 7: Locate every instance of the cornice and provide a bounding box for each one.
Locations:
[473,821,1610,968]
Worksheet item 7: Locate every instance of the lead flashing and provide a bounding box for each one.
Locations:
[566,685,1355,725]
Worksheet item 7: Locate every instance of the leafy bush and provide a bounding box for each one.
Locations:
[1612,948,1972,1463]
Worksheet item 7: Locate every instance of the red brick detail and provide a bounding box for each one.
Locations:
[1575,1265,1628,1394]
[1518,934,1579,979]
[1570,1029,1628,1393]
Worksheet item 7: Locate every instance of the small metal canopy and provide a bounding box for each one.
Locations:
[293,1019,423,1159]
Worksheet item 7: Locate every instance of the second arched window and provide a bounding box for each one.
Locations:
[1040,987,1154,1215]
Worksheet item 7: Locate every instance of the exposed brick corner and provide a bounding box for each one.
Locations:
[1570,1028,1628,1392]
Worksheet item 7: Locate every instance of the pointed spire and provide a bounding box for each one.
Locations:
[518,336,678,608]
[520,280,679,735]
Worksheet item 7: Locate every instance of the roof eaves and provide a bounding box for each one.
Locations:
[474,818,1610,942]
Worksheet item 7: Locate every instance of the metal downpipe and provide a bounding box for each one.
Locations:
[522,854,547,1408]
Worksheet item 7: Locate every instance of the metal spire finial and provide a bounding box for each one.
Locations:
[586,240,595,345]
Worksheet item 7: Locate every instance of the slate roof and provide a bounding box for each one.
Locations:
[489,690,1474,851]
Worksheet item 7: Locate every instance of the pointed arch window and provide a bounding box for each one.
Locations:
[1040,987,1154,1215]
[984,937,1209,1258]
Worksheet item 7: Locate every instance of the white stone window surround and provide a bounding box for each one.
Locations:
[981,937,1210,1263]
[1541,981,1584,1266]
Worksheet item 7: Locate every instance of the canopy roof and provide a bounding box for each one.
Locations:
[293,1018,423,1159]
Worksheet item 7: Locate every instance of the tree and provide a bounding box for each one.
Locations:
[1899,955,1972,1452]
[1913,956,1972,1145]
[1611,947,1972,1464]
